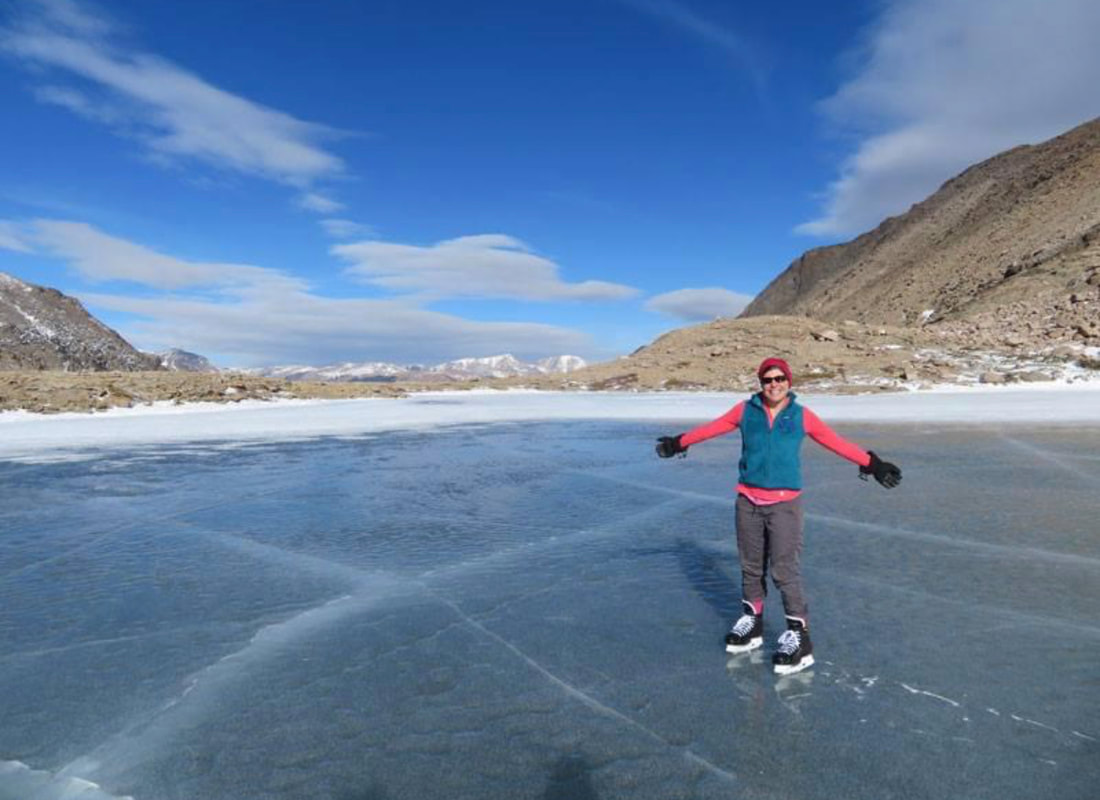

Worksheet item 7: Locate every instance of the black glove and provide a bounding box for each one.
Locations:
[656,434,688,459]
[860,451,901,488]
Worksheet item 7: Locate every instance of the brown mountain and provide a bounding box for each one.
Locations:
[0,271,161,371]
[741,117,1100,344]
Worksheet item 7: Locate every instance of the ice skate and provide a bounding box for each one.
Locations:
[724,601,763,653]
[772,617,814,675]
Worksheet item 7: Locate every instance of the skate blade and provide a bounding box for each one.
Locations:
[725,637,763,654]
[773,655,814,676]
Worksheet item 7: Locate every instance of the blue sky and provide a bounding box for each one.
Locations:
[1,0,1098,367]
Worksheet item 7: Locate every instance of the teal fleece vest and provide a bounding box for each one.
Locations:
[738,392,805,490]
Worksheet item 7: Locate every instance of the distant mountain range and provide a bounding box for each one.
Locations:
[244,353,588,382]
[0,272,587,378]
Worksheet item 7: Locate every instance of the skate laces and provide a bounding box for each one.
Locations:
[777,629,801,655]
[730,614,757,637]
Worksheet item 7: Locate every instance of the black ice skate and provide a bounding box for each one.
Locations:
[772,617,814,675]
[724,601,763,653]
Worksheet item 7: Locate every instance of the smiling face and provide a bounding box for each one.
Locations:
[760,367,790,407]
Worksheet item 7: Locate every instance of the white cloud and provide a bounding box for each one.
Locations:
[33,84,123,124]
[0,220,34,253]
[26,0,111,38]
[29,219,306,293]
[645,287,753,320]
[799,0,1100,237]
[1,1,345,187]
[19,218,595,364]
[320,219,376,239]
[298,192,345,214]
[81,290,591,367]
[334,234,639,302]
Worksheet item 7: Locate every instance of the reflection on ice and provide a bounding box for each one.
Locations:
[0,420,1097,799]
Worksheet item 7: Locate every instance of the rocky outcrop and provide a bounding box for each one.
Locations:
[0,272,161,371]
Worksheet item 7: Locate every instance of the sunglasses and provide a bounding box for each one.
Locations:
[760,375,789,386]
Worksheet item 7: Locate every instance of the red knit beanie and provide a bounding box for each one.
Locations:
[757,357,793,384]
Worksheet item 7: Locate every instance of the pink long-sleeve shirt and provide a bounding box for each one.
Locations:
[680,399,871,505]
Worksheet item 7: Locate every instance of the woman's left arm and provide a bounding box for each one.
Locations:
[802,408,871,467]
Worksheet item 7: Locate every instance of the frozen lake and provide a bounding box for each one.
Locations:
[1,398,1098,799]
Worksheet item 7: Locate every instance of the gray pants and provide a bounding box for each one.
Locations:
[735,494,807,621]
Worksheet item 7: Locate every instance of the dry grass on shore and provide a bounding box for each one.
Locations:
[0,371,427,414]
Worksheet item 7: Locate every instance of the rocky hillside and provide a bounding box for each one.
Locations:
[741,116,1100,343]
[0,272,161,371]
[505,315,1098,394]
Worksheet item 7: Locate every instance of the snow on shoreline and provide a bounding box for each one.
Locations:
[1,385,1099,463]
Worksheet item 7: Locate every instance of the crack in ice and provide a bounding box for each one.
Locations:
[435,595,740,787]
[1000,436,1100,486]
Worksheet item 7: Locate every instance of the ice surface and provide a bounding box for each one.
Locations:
[1,402,1098,799]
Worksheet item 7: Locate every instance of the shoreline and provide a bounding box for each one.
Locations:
[3,384,1100,465]
[3,364,1100,416]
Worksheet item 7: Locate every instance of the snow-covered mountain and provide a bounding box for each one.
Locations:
[431,354,529,378]
[536,355,587,373]
[158,348,219,372]
[254,361,414,381]
[249,354,588,382]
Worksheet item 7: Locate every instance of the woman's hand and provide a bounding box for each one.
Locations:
[860,451,902,488]
[656,435,688,458]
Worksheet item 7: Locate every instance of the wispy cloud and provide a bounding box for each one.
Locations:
[334,234,640,303]
[297,192,345,214]
[645,287,752,320]
[320,219,376,239]
[29,219,306,293]
[1,0,345,187]
[798,0,1100,237]
[617,0,766,88]
[0,220,35,253]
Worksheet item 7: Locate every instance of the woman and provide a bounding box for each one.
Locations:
[656,357,901,675]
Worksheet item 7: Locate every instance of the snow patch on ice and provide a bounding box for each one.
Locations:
[900,683,961,707]
[0,759,133,800]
